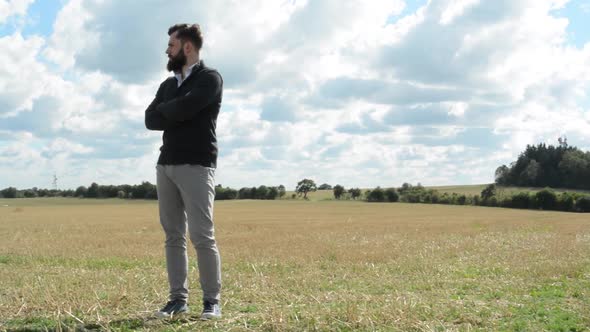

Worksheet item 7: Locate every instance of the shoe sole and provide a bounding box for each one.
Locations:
[200,313,221,320]
[155,310,189,319]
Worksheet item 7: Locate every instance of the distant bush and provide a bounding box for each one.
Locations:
[533,188,557,210]
[23,190,38,198]
[557,192,576,212]
[509,192,531,209]
[267,187,279,200]
[215,186,238,200]
[235,185,281,200]
[425,190,440,204]
[349,188,362,200]
[498,196,512,208]
[400,185,426,203]
[333,185,345,199]
[456,194,467,205]
[472,195,481,206]
[575,196,590,212]
[75,186,87,197]
[438,193,451,205]
[481,184,496,201]
[61,190,75,197]
[488,196,499,207]
[384,188,399,202]
[366,187,385,202]
[0,187,17,198]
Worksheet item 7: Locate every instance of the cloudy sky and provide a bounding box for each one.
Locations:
[1,0,589,190]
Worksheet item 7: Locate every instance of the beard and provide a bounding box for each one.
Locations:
[167,48,187,73]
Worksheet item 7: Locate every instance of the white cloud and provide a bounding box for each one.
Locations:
[444,102,469,117]
[495,102,590,153]
[0,33,48,117]
[44,138,93,155]
[0,0,33,24]
[43,0,100,70]
[440,0,480,25]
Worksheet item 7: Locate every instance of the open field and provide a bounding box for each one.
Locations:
[1,198,590,331]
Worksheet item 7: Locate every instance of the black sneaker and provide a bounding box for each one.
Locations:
[155,300,189,319]
[200,301,222,320]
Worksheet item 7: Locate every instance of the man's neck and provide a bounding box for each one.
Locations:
[181,57,200,79]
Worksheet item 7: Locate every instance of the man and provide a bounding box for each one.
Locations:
[145,23,223,320]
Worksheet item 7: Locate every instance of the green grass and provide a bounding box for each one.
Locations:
[3,317,61,331]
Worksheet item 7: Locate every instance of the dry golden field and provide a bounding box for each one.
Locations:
[1,198,590,331]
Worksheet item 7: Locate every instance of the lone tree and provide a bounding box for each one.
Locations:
[278,185,286,198]
[296,179,317,199]
[349,188,362,200]
[333,185,345,199]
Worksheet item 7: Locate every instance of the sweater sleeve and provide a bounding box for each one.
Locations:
[155,71,222,122]
[145,80,177,131]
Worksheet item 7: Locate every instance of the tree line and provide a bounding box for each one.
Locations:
[293,178,589,213]
[350,183,590,213]
[2,179,589,212]
[294,179,363,200]
[215,185,287,200]
[495,138,590,190]
[0,182,287,201]
[0,182,158,199]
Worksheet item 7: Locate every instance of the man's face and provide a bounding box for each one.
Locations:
[166,32,186,72]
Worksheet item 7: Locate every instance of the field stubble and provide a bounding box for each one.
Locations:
[0,198,589,331]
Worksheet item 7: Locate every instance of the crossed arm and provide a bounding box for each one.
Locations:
[144,72,222,131]
[144,81,174,131]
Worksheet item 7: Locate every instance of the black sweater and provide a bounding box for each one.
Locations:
[145,61,223,168]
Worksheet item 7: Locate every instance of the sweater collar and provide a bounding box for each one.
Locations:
[175,60,203,86]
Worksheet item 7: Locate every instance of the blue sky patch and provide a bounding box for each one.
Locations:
[21,0,62,37]
[388,0,429,24]
[554,0,590,48]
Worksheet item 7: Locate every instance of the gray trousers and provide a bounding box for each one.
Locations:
[156,164,221,304]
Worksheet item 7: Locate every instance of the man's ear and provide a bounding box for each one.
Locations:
[183,42,193,55]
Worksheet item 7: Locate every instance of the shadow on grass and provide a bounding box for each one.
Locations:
[99,313,207,331]
[4,313,205,332]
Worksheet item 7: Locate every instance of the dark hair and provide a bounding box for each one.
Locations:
[168,23,203,50]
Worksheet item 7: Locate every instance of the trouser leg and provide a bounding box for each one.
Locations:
[156,165,189,302]
[172,164,221,304]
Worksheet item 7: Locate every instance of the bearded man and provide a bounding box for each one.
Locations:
[145,23,223,320]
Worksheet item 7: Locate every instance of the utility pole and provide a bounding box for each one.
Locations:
[53,173,58,191]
